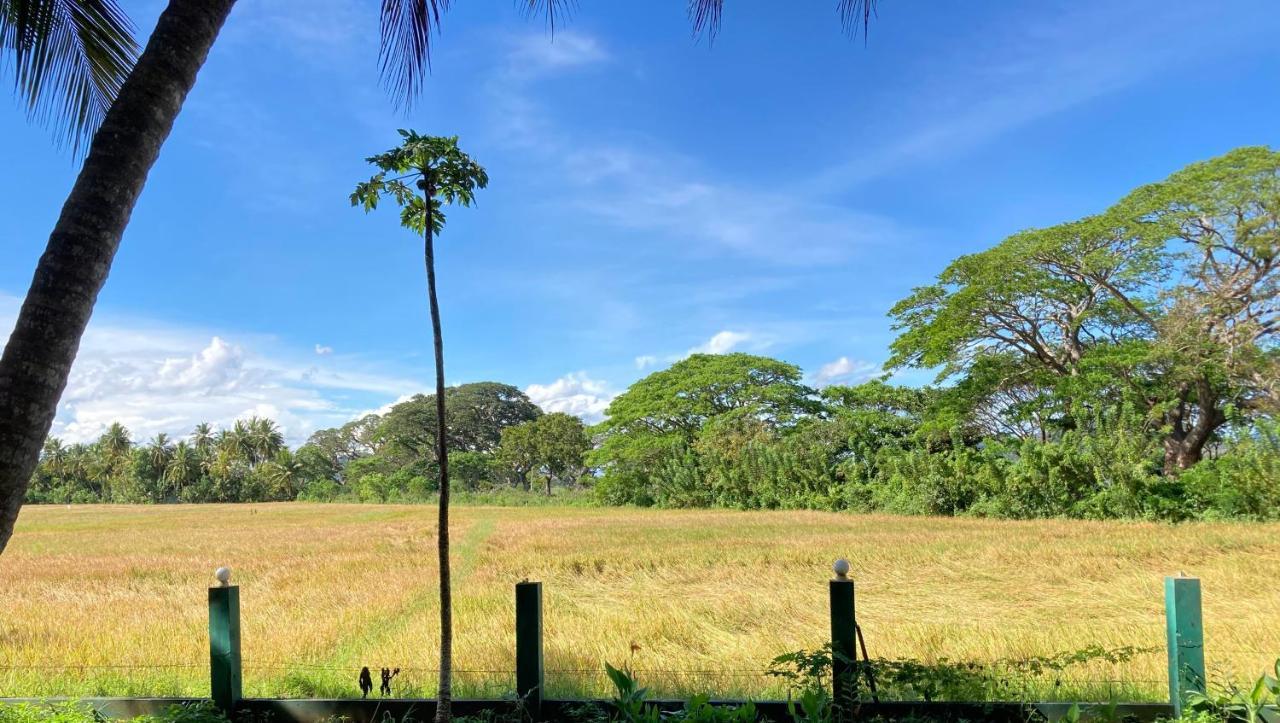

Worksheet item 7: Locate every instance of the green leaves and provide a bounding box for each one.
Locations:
[351,130,488,237]
[1,0,139,154]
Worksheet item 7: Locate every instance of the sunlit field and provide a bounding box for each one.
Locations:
[1,504,1277,702]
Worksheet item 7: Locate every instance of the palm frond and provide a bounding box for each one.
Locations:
[518,0,576,32]
[379,0,573,108]
[689,0,879,42]
[1,0,138,155]
[837,0,878,42]
[378,0,448,107]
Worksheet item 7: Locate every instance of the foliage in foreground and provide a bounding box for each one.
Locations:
[0,702,226,723]
[2,655,1278,722]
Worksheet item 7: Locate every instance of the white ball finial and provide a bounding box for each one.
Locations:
[833,558,850,580]
[214,567,232,586]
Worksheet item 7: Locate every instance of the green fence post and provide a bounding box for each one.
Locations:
[516,581,544,717]
[209,567,242,713]
[830,559,856,708]
[1165,575,1205,717]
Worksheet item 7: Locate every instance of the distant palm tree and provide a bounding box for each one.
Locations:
[246,417,284,465]
[145,432,173,471]
[97,422,130,462]
[191,422,215,453]
[260,449,301,500]
[164,440,196,495]
[40,437,67,478]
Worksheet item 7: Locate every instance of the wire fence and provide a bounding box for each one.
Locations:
[2,646,1275,702]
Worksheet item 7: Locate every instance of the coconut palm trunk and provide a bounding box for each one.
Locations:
[422,173,454,722]
[0,0,236,555]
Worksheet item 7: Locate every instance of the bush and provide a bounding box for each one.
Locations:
[1181,421,1280,521]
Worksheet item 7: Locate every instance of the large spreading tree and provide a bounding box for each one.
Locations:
[888,147,1279,475]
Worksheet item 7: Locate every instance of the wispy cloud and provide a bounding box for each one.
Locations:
[483,32,907,266]
[506,31,609,78]
[808,3,1273,193]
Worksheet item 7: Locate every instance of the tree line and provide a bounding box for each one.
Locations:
[25,146,1279,520]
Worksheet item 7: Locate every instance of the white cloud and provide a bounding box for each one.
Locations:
[484,33,905,266]
[0,293,420,446]
[813,356,879,387]
[507,31,609,78]
[634,355,657,370]
[689,330,751,355]
[524,372,613,423]
[314,343,334,355]
[566,147,904,265]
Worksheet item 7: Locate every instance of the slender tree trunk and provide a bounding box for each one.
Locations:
[545,474,552,496]
[423,177,453,723]
[0,0,236,555]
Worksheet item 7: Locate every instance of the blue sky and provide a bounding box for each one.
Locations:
[3,0,1279,445]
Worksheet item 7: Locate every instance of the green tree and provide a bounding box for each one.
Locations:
[191,422,215,454]
[495,411,590,494]
[888,147,1279,475]
[305,414,383,480]
[378,382,541,463]
[592,353,818,503]
[245,417,285,465]
[532,412,590,495]
[352,131,488,720]
[164,440,197,497]
[496,421,540,492]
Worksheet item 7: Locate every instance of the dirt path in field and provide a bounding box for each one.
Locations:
[317,512,498,683]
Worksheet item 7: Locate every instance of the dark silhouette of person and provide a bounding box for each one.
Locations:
[358,667,373,699]
[380,667,400,696]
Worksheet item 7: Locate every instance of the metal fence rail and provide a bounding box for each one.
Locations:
[0,566,1270,722]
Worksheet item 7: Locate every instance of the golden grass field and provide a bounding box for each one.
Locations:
[1,504,1277,702]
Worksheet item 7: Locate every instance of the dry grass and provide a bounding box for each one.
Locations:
[1,504,1277,702]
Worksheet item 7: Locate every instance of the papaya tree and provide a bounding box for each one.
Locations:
[351,131,487,722]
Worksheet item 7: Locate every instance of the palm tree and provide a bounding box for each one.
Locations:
[145,432,173,469]
[223,420,255,463]
[246,416,284,465]
[164,440,196,496]
[40,437,67,478]
[0,0,235,552]
[259,449,301,501]
[1,0,140,151]
[352,132,488,722]
[191,422,214,454]
[97,422,130,463]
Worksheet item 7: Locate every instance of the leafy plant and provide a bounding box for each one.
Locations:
[1185,659,1280,723]
[605,663,661,723]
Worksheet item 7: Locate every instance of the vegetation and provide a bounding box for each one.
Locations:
[2,504,1276,703]
[0,0,883,567]
[0,702,227,723]
[0,0,139,151]
[23,147,1277,522]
